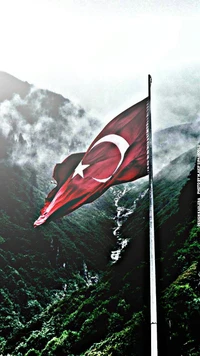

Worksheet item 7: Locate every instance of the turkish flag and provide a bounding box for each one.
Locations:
[34,97,148,227]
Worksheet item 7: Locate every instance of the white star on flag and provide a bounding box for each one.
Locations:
[72,161,90,178]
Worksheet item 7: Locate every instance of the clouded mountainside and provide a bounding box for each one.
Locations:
[0,72,199,355]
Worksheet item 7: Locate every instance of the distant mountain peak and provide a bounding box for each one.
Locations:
[0,71,31,102]
[0,71,70,106]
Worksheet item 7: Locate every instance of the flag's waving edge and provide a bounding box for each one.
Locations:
[34,97,149,227]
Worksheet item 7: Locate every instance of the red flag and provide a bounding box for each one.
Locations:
[34,97,148,227]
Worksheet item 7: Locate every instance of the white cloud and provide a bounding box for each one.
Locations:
[0,1,199,123]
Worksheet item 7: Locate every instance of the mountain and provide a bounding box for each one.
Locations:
[0,71,30,102]
[153,121,200,173]
[0,73,199,355]
[1,152,199,356]
[0,72,100,174]
[0,71,68,108]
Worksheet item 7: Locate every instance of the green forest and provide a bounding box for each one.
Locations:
[0,150,199,355]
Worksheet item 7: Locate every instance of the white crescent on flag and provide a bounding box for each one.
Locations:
[72,134,130,183]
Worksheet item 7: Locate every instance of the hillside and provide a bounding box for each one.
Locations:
[0,148,199,355]
[1,155,199,356]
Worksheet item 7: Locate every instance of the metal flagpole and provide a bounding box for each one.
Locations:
[148,74,158,356]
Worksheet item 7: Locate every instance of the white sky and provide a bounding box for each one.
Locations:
[0,0,200,130]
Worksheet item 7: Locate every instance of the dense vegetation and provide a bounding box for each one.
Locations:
[0,150,199,355]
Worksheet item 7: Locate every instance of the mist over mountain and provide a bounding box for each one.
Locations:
[0,72,199,355]
[0,72,101,177]
[153,67,200,131]
[153,121,200,173]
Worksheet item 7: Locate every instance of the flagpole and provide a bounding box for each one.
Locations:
[148,74,158,356]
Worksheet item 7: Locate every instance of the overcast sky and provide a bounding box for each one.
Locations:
[0,0,200,131]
